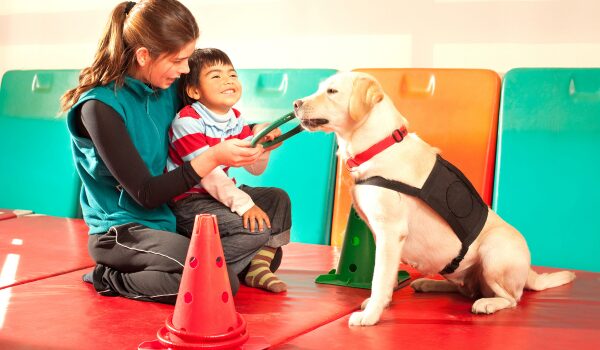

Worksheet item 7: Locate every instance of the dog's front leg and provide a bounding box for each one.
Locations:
[348,215,407,326]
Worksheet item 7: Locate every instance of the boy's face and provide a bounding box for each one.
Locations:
[188,63,242,114]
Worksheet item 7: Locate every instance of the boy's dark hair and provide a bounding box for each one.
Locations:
[179,48,234,106]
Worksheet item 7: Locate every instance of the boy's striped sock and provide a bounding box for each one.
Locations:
[244,247,287,293]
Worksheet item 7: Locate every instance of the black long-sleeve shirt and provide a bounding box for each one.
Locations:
[75,100,201,209]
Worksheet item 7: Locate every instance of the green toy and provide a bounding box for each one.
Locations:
[250,112,304,148]
[316,206,410,289]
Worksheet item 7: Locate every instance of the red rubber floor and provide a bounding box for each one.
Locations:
[275,267,600,350]
[0,243,368,349]
[0,215,92,289]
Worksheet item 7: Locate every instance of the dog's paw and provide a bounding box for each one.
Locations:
[410,278,459,293]
[410,279,432,292]
[348,309,382,326]
[471,297,512,314]
[410,278,446,293]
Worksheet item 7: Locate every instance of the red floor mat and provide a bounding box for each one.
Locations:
[275,267,600,350]
[0,216,93,289]
[0,209,32,221]
[0,243,369,349]
[0,210,16,221]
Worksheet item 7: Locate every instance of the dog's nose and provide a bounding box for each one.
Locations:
[293,99,303,111]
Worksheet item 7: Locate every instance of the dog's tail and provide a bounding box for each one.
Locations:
[525,269,576,291]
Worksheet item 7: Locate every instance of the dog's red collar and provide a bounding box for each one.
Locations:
[346,126,408,170]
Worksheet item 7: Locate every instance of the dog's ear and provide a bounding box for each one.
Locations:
[349,77,384,122]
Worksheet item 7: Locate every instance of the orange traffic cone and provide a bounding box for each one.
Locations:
[139,214,269,350]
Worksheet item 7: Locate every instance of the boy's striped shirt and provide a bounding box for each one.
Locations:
[167,102,252,201]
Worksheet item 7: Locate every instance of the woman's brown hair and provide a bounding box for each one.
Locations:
[60,0,199,112]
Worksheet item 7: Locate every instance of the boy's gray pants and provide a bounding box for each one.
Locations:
[171,185,292,253]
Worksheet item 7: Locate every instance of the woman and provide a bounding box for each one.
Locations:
[61,0,288,304]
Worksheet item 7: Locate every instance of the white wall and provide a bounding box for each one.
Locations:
[1,0,599,79]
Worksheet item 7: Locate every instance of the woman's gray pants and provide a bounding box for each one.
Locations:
[86,186,291,304]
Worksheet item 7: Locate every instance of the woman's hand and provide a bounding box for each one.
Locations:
[242,205,271,232]
[190,139,263,177]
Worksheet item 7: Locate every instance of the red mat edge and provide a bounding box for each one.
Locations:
[0,264,94,291]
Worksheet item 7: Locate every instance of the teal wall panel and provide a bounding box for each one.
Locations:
[493,68,600,272]
[230,69,337,244]
[0,70,81,217]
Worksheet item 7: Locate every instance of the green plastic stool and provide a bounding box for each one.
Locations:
[316,207,410,289]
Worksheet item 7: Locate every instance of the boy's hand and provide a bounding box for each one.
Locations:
[242,205,272,233]
[260,128,281,143]
[210,139,263,166]
[252,123,283,151]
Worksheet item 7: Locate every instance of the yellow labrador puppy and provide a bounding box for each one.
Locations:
[294,72,575,326]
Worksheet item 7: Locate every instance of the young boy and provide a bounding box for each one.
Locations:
[167,48,291,293]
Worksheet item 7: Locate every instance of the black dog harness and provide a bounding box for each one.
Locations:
[349,129,488,275]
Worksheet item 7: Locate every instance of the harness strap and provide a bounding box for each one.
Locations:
[356,155,487,275]
[439,245,469,275]
[356,176,420,197]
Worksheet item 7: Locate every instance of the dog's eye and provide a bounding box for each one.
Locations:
[326,88,338,94]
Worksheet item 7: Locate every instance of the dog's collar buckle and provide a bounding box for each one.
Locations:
[392,128,405,142]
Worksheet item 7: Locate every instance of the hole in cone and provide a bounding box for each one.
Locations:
[184,292,193,304]
[222,292,229,303]
[216,256,223,268]
[189,256,198,268]
[349,264,357,272]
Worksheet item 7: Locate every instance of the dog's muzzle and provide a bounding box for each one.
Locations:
[294,99,329,128]
[300,118,329,128]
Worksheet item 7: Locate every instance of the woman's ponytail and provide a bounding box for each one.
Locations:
[61,0,199,112]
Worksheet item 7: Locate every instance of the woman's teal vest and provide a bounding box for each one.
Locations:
[67,77,179,234]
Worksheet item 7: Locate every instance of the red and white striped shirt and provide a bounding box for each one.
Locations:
[167,102,255,206]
